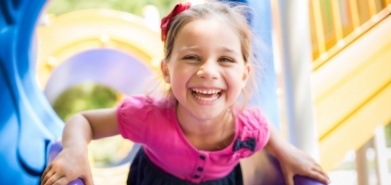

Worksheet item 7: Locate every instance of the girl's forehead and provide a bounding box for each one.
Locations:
[170,19,243,60]
[174,20,241,49]
[177,19,239,41]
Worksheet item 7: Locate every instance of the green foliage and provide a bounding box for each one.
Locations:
[53,83,118,121]
[386,123,391,147]
[46,0,180,17]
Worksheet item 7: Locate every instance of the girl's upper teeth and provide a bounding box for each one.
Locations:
[193,88,220,94]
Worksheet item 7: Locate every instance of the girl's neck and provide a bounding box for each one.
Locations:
[177,107,231,134]
[176,107,236,151]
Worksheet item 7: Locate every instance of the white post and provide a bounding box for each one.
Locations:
[271,0,320,159]
[373,126,389,185]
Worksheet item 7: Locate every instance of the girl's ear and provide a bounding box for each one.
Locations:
[161,60,171,83]
[242,64,251,88]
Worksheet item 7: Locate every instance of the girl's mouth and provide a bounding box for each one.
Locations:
[191,88,223,101]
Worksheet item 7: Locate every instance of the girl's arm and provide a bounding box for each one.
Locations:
[41,108,119,185]
[264,126,330,185]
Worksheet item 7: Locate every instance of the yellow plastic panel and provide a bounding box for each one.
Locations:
[312,16,391,103]
[36,9,163,87]
[315,47,391,138]
[311,15,391,171]
[311,15,391,137]
[319,82,391,170]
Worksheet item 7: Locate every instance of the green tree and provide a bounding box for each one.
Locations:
[53,83,118,121]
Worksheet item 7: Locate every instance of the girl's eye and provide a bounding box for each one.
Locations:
[219,57,234,63]
[183,55,200,61]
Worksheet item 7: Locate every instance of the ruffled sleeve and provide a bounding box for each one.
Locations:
[235,108,271,157]
[116,95,156,143]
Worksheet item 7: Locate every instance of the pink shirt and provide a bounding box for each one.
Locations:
[117,95,270,183]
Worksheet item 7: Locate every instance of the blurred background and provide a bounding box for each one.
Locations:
[1,0,391,184]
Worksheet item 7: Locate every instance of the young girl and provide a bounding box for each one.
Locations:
[41,1,329,185]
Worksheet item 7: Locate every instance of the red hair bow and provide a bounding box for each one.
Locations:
[160,2,191,41]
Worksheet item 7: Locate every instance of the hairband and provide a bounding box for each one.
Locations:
[160,2,191,41]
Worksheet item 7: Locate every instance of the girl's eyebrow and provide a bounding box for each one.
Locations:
[221,47,241,56]
[177,46,240,56]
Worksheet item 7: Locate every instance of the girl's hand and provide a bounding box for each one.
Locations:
[41,147,93,185]
[277,144,330,185]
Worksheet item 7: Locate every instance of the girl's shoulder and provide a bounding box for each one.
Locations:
[235,107,268,129]
[232,107,270,154]
[234,107,270,152]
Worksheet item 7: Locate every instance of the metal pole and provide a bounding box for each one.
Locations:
[270,0,320,159]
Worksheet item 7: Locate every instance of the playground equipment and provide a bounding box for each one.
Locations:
[0,0,161,183]
[37,8,162,185]
[0,0,333,184]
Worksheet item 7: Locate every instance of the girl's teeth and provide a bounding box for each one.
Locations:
[191,88,222,101]
[193,93,219,101]
[192,88,220,94]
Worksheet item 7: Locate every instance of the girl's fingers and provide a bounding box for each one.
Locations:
[313,165,330,183]
[41,169,56,185]
[283,172,294,185]
[308,169,330,184]
[52,177,69,185]
[41,166,50,179]
[80,171,92,185]
[43,172,65,185]
[41,165,55,183]
[83,176,93,185]
[312,165,323,174]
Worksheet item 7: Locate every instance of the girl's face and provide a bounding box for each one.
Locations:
[161,18,250,123]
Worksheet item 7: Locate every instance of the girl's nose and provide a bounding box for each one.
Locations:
[196,60,218,80]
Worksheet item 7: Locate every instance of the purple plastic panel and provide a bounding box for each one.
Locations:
[295,175,326,185]
[44,48,154,103]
